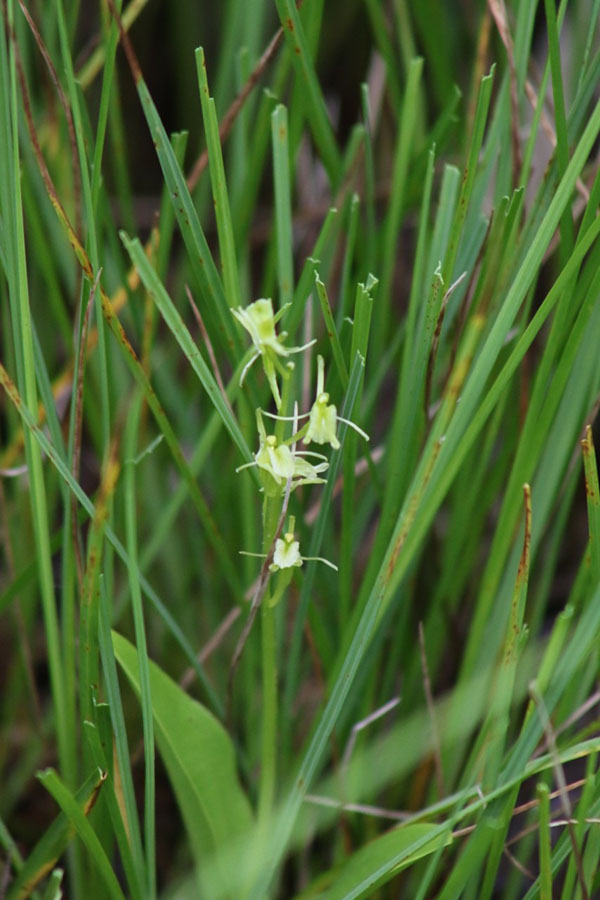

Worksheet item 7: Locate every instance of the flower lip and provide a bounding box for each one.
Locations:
[272,535,303,570]
[239,518,338,574]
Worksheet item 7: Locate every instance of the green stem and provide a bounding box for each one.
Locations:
[258,495,281,823]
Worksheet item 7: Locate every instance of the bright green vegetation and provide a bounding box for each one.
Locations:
[2,1,600,897]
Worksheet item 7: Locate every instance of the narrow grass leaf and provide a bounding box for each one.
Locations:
[314,272,348,388]
[271,104,294,308]
[195,47,242,311]
[123,393,156,899]
[121,232,252,467]
[83,720,143,900]
[274,0,341,181]
[5,770,105,900]
[132,74,239,355]
[36,769,125,900]
[582,425,600,586]
[306,823,452,900]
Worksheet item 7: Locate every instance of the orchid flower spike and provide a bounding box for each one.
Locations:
[232,298,315,408]
[304,356,370,449]
[236,410,329,497]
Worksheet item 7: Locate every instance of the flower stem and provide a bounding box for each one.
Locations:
[258,494,280,823]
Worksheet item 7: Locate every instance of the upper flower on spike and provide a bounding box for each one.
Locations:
[232,298,315,408]
[304,356,369,450]
[232,298,284,356]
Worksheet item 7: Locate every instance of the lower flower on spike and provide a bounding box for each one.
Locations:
[239,517,338,578]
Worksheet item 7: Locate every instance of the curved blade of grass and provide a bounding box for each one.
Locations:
[97,579,147,895]
[123,393,155,899]
[196,47,242,312]
[83,719,143,900]
[582,425,600,586]
[36,769,125,900]
[79,444,120,726]
[101,278,244,596]
[120,231,252,466]
[123,54,240,357]
[5,769,105,900]
[306,823,452,900]
[283,206,339,338]
[271,104,294,309]
[376,56,423,354]
[314,272,348,388]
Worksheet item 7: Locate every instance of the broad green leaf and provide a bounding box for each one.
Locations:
[111,632,253,899]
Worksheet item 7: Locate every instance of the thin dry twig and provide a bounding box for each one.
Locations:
[71,269,103,590]
[0,465,28,477]
[530,683,590,900]
[341,696,401,771]
[543,391,600,550]
[108,0,302,193]
[523,74,589,204]
[0,480,43,728]
[186,18,290,192]
[226,403,302,718]
[425,271,468,421]
[304,445,384,525]
[502,844,535,881]
[180,606,241,691]
[17,0,83,248]
[304,793,410,822]
[488,0,522,177]
[185,284,233,416]
[418,621,445,797]
[226,481,293,721]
